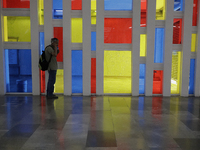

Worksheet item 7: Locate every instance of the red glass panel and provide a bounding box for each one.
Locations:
[152,97,162,119]
[71,0,82,10]
[141,0,147,27]
[173,19,182,44]
[91,58,96,93]
[54,27,63,62]
[3,0,30,8]
[104,18,132,43]
[153,70,163,94]
[40,70,45,93]
[193,0,198,26]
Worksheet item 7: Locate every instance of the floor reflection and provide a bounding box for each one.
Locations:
[0,95,199,149]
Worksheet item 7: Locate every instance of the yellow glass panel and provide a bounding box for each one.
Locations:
[171,51,181,94]
[156,0,165,20]
[54,69,64,93]
[140,34,146,57]
[191,34,197,52]
[38,0,44,25]
[91,0,96,24]
[71,18,82,43]
[4,16,31,42]
[104,51,131,93]
[4,17,8,41]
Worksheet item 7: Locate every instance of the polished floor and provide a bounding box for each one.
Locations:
[0,95,200,150]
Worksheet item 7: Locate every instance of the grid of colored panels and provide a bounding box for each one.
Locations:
[104,0,132,11]
[171,51,181,94]
[104,51,131,94]
[54,27,63,62]
[71,18,82,43]
[72,50,83,93]
[153,70,163,94]
[104,18,132,43]
[5,49,32,93]
[3,0,30,8]
[4,16,31,42]
[189,59,195,94]
[173,19,182,44]
[154,28,164,63]
[54,69,64,93]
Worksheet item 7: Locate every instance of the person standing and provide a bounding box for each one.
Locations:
[45,38,59,99]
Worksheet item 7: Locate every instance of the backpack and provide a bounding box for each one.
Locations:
[38,45,53,71]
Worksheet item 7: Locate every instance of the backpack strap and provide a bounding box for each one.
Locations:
[45,45,54,63]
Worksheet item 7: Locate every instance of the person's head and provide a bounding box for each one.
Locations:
[51,38,59,47]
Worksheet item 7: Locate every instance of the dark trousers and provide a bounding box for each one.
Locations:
[47,70,57,96]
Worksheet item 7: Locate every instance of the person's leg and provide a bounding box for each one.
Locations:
[47,70,57,96]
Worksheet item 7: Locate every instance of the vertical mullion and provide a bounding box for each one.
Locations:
[44,0,53,94]
[30,0,40,95]
[132,0,141,96]
[145,0,156,96]
[195,0,200,96]
[0,0,5,95]
[163,0,174,96]
[180,0,193,96]
[83,0,91,96]
[96,0,104,95]
[63,0,71,95]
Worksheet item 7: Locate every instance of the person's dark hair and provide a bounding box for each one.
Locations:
[51,38,59,44]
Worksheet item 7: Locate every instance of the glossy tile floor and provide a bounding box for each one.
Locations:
[0,95,200,150]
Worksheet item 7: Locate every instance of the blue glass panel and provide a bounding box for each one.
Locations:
[154,28,164,63]
[174,0,183,11]
[5,49,32,93]
[104,0,132,11]
[189,59,195,94]
[139,64,146,94]
[91,32,96,51]
[53,0,63,19]
[39,32,44,55]
[72,50,83,93]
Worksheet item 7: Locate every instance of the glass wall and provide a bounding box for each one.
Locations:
[104,0,132,11]
[3,0,30,8]
[139,64,146,95]
[104,51,131,94]
[72,50,83,93]
[171,51,181,94]
[4,17,31,42]
[154,28,164,63]
[104,18,132,44]
[5,49,32,93]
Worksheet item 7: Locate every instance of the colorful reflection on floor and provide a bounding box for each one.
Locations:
[0,95,200,149]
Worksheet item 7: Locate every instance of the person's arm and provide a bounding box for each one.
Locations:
[51,44,57,57]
